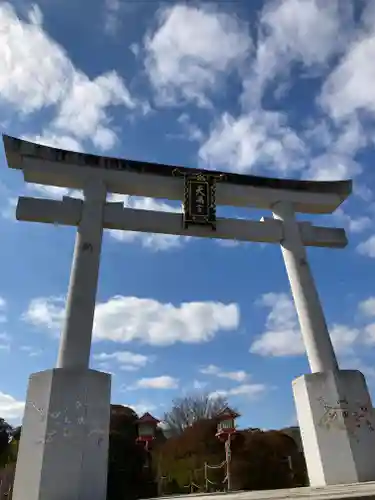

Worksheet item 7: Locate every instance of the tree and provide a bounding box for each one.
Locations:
[163,393,229,436]
[106,405,158,500]
[230,429,307,490]
[0,419,22,500]
[154,418,224,493]
[0,419,13,468]
[155,421,307,493]
[11,426,21,442]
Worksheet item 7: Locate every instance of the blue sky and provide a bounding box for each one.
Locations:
[1,0,375,431]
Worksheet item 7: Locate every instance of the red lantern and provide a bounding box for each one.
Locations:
[135,412,160,450]
[215,407,240,442]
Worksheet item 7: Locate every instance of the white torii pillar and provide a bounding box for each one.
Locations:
[57,180,106,369]
[273,201,375,487]
[12,181,111,500]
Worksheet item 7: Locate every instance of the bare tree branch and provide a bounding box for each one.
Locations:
[163,392,229,435]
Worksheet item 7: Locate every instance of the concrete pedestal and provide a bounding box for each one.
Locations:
[293,370,375,487]
[12,368,111,500]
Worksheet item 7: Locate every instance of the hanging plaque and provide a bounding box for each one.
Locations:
[173,170,225,230]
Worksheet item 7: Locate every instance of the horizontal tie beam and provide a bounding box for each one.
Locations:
[15,197,348,248]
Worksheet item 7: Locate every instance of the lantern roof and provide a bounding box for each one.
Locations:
[217,407,240,421]
[136,412,160,425]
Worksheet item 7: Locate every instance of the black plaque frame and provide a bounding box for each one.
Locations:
[173,170,225,230]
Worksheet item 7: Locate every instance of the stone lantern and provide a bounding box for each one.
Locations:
[216,407,239,440]
[136,412,160,451]
[215,407,239,491]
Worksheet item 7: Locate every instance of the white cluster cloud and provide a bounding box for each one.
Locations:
[104,0,121,36]
[210,383,267,400]
[128,375,179,390]
[26,184,82,200]
[0,333,10,351]
[53,71,137,150]
[315,3,375,185]
[3,1,372,252]
[200,364,248,383]
[330,324,360,354]
[94,297,239,345]
[357,236,375,259]
[2,0,373,187]
[23,295,240,346]
[192,380,208,390]
[0,391,25,421]
[302,120,365,182]
[359,297,375,345]
[250,293,304,356]
[203,363,267,401]
[332,208,372,235]
[195,0,368,182]
[243,0,351,106]
[307,154,362,181]
[144,4,251,106]
[22,134,83,153]
[23,297,65,334]
[0,297,7,324]
[0,3,143,151]
[127,402,157,416]
[364,324,375,344]
[0,298,10,350]
[19,345,42,357]
[320,30,375,122]
[0,182,17,221]
[359,297,375,317]
[199,110,306,175]
[93,351,152,371]
[250,292,360,358]
[0,4,69,113]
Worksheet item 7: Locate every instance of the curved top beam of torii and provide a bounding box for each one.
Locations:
[3,135,351,215]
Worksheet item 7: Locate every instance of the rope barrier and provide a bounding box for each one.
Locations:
[183,482,200,490]
[165,457,228,494]
[206,461,225,469]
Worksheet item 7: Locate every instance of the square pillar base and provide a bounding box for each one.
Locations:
[12,368,111,500]
[293,369,375,487]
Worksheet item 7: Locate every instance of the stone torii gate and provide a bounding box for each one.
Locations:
[3,135,375,500]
